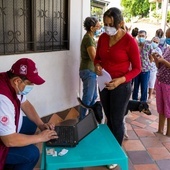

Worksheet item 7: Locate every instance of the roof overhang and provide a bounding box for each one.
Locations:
[91,0,110,9]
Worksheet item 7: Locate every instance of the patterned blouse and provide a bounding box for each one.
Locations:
[140,42,152,72]
[157,47,170,85]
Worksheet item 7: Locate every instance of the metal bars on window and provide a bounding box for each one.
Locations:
[0,0,69,55]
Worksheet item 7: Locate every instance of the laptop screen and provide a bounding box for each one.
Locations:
[76,111,98,141]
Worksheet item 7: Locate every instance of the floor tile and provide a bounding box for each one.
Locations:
[126,151,154,164]
[123,140,145,151]
[147,147,170,160]
[134,129,155,137]
[126,130,139,140]
[141,114,158,121]
[130,121,146,128]
[156,159,170,170]
[149,122,158,129]
[140,137,163,148]
[162,142,170,152]
[133,164,159,170]
[135,117,152,126]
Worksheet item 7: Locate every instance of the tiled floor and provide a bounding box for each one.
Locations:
[34,94,170,170]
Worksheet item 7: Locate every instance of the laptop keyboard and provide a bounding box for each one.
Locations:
[46,126,76,146]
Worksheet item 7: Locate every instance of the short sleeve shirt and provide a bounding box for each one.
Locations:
[0,95,26,136]
[80,33,96,72]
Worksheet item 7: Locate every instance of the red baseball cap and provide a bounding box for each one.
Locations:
[10,58,45,85]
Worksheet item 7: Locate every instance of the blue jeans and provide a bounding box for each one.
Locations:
[132,71,150,102]
[5,117,39,170]
[100,82,131,145]
[79,69,98,120]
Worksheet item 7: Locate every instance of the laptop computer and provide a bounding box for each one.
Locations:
[46,111,98,147]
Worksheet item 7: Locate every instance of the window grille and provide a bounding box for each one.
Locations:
[0,0,69,55]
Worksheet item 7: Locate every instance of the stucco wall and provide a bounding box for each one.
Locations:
[0,0,90,118]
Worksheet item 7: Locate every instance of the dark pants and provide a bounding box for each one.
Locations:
[132,71,150,102]
[5,117,39,170]
[100,82,131,145]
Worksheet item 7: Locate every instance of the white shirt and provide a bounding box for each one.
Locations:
[0,94,26,136]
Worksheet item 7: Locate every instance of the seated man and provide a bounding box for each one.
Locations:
[0,58,58,170]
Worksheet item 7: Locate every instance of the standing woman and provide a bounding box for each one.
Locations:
[79,17,100,120]
[94,7,141,145]
[152,28,170,136]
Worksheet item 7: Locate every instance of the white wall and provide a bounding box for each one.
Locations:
[0,0,91,118]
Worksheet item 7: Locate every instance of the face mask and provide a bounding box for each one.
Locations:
[104,26,118,36]
[18,85,34,95]
[138,37,146,43]
[151,42,158,49]
[165,38,170,45]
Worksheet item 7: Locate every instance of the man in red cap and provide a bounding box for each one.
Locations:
[0,58,58,170]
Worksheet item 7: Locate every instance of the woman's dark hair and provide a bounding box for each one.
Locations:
[103,7,123,29]
[131,27,139,37]
[83,17,98,31]
[155,29,164,38]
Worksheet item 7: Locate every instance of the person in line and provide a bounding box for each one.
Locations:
[79,17,103,120]
[0,58,58,170]
[148,36,162,103]
[151,28,170,136]
[155,28,167,53]
[94,7,141,145]
[131,27,139,43]
[132,30,152,102]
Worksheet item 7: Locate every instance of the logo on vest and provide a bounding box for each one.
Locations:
[0,116,9,125]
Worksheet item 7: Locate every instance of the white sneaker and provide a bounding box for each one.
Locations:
[107,164,118,169]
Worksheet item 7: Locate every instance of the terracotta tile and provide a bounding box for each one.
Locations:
[140,137,163,148]
[126,151,154,164]
[134,129,155,137]
[127,113,140,121]
[147,147,170,160]
[123,140,145,151]
[145,126,157,133]
[128,159,135,170]
[141,114,158,121]
[126,122,133,130]
[134,164,159,170]
[163,142,170,152]
[130,121,146,128]
[155,133,170,142]
[135,117,152,126]
[125,130,139,140]
[149,122,158,129]
[156,159,170,170]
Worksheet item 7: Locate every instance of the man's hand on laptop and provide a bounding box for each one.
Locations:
[39,122,55,131]
[39,129,58,142]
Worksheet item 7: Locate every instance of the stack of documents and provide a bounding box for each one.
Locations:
[97,69,112,91]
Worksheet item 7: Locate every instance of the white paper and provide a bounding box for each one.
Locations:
[97,69,112,91]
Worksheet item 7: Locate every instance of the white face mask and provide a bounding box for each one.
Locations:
[104,26,118,36]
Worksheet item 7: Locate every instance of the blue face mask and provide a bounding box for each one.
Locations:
[19,85,34,95]
[165,38,170,45]
[138,37,146,43]
[151,42,158,49]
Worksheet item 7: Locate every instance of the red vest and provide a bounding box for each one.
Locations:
[0,72,21,170]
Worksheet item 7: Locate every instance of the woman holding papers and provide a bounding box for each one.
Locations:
[94,7,141,146]
[79,17,102,120]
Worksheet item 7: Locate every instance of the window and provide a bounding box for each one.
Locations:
[0,0,69,55]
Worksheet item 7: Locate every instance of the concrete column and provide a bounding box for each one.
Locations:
[161,0,169,33]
